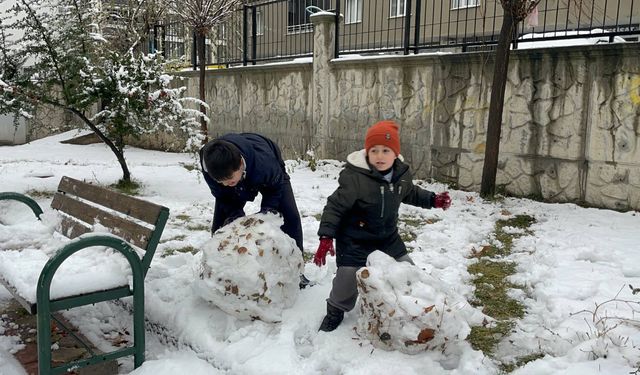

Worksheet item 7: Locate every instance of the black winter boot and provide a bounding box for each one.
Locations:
[319,303,344,332]
[299,274,311,289]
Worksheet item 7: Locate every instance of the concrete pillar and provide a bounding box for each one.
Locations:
[310,12,336,159]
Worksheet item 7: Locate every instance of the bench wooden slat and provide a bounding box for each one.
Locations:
[58,216,92,239]
[0,275,36,314]
[58,176,163,225]
[51,193,152,249]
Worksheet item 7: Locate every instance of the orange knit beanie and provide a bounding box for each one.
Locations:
[365,120,401,155]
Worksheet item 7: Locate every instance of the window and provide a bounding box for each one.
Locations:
[345,0,362,24]
[390,0,406,18]
[287,0,330,33]
[452,0,479,9]
[256,10,264,36]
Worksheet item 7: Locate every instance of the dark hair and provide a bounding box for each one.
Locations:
[202,140,242,181]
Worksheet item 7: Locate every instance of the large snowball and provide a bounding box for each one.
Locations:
[193,213,303,322]
[356,251,484,354]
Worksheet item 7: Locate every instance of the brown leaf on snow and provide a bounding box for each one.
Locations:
[360,269,370,279]
[238,246,248,254]
[501,209,511,216]
[424,305,435,313]
[417,328,435,343]
[258,249,264,257]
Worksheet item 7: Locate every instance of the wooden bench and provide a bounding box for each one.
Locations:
[0,176,169,375]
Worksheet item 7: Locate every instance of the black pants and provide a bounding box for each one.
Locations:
[212,179,304,253]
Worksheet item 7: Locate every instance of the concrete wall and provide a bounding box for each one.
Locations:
[0,115,26,145]
[178,13,640,210]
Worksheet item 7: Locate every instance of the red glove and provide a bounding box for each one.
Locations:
[313,237,335,267]
[434,192,451,210]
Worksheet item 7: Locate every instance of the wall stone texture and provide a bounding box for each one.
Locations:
[179,37,640,211]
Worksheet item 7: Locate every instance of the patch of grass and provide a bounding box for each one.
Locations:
[399,230,416,243]
[160,235,187,243]
[175,214,191,222]
[398,216,440,243]
[500,215,536,231]
[162,246,198,257]
[25,189,55,198]
[468,321,513,356]
[186,224,209,231]
[499,353,546,373]
[467,214,535,367]
[180,163,198,172]
[302,251,314,263]
[111,179,141,196]
[469,260,524,320]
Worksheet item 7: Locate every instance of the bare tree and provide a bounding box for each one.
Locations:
[166,0,245,143]
[480,0,541,198]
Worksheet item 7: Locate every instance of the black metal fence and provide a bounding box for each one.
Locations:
[151,0,639,68]
[335,0,639,56]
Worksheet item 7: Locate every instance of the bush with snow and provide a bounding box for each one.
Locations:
[356,251,484,354]
[193,213,303,322]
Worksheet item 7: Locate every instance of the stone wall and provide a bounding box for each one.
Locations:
[179,22,640,210]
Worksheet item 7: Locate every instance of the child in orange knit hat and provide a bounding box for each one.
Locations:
[313,120,451,332]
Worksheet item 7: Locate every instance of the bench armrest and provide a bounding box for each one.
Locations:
[0,192,44,219]
[37,234,145,307]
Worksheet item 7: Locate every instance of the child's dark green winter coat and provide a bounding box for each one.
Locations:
[318,149,436,267]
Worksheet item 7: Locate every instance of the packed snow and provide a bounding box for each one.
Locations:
[0,131,639,374]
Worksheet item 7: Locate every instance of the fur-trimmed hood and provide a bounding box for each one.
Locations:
[346,149,405,171]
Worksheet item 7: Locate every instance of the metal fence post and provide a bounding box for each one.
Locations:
[403,0,413,55]
[334,0,341,59]
[243,5,248,66]
[191,31,197,70]
[251,5,257,65]
[413,0,422,54]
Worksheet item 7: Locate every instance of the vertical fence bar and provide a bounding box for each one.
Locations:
[414,0,422,52]
[614,0,622,32]
[577,0,583,31]
[251,6,257,65]
[431,0,437,45]
[404,0,413,54]
[243,5,248,65]
[588,0,594,30]
[543,0,549,34]
[335,0,341,57]
[191,31,197,70]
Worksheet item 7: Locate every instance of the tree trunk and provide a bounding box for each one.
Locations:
[68,108,132,182]
[480,9,516,198]
[197,31,208,143]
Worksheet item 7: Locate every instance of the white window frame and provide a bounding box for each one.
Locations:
[256,10,264,36]
[390,0,407,18]
[451,0,479,10]
[345,0,362,24]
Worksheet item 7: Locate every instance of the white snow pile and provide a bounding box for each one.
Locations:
[193,213,304,322]
[356,251,485,354]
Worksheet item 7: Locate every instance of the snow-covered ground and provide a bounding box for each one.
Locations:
[1,131,639,374]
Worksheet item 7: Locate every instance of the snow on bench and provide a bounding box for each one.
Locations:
[0,176,169,374]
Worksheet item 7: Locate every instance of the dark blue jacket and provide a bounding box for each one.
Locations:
[199,133,293,233]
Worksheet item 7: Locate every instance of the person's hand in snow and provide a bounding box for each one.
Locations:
[313,237,335,266]
[433,192,451,210]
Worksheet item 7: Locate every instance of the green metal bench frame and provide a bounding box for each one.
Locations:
[0,177,169,374]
